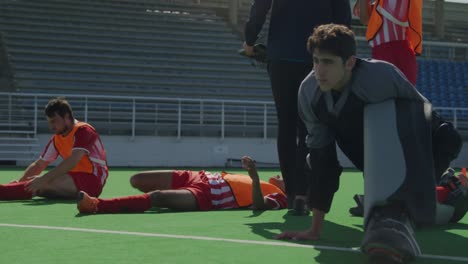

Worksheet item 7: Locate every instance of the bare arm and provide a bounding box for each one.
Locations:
[25,149,86,193]
[41,149,86,182]
[241,156,269,210]
[359,0,371,25]
[18,159,48,182]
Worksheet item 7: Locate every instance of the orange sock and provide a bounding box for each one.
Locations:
[97,193,152,213]
[436,186,450,203]
[0,181,33,200]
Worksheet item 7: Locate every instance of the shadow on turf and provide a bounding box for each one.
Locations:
[74,207,201,217]
[246,213,363,246]
[245,213,366,263]
[406,222,468,259]
[0,198,76,205]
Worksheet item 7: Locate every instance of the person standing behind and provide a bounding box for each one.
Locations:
[354,0,422,85]
[242,0,351,214]
[0,97,109,200]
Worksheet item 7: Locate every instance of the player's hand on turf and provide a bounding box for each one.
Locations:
[274,230,320,241]
[243,42,255,57]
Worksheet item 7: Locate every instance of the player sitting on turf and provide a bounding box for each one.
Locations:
[0,97,109,200]
[77,156,287,214]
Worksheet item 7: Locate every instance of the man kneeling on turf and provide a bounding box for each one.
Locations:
[77,156,287,214]
[275,24,465,264]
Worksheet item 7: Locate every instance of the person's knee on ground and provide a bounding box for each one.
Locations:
[149,189,198,211]
[37,175,78,199]
[130,171,173,193]
[130,173,144,191]
[130,173,158,193]
[362,203,421,264]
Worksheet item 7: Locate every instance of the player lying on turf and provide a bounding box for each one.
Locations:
[77,156,287,214]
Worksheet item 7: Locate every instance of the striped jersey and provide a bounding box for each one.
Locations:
[41,121,108,185]
[369,0,410,47]
[205,171,287,210]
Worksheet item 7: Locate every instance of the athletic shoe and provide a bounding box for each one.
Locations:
[77,191,99,214]
[444,173,468,223]
[288,198,310,216]
[362,206,421,264]
[349,194,364,217]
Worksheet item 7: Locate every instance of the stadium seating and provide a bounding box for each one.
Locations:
[0,0,271,100]
[0,0,466,130]
[0,0,466,102]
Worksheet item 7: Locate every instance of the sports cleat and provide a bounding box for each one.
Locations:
[288,198,310,216]
[444,173,468,223]
[362,206,421,264]
[349,194,364,217]
[439,168,461,190]
[77,191,99,214]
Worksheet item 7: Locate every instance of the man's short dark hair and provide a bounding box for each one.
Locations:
[307,24,356,62]
[45,97,75,121]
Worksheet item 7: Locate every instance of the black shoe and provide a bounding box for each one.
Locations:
[440,171,468,223]
[449,195,468,223]
[287,195,294,209]
[288,198,310,216]
[446,174,468,223]
[362,206,421,264]
[349,194,364,217]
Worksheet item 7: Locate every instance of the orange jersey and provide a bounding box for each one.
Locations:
[221,172,287,208]
[41,121,108,183]
[366,0,422,55]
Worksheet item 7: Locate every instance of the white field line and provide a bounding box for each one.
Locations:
[0,223,467,262]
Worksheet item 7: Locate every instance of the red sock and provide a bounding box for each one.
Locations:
[436,186,450,203]
[97,193,152,213]
[0,181,33,200]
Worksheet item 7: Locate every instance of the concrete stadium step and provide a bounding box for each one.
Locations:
[3,0,223,21]
[15,84,272,100]
[7,45,248,64]
[13,63,269,82]
[0,21,239,44]
[10,52,262,73]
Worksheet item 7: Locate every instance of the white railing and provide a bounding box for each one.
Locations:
[1,92,468,141]
[0,92,277,140]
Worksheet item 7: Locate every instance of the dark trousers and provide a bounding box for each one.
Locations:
[268,60,312,197]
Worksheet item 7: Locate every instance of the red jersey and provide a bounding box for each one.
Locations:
[368,0,410,47]
[205,171,287,210]
[41,121,108,185]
